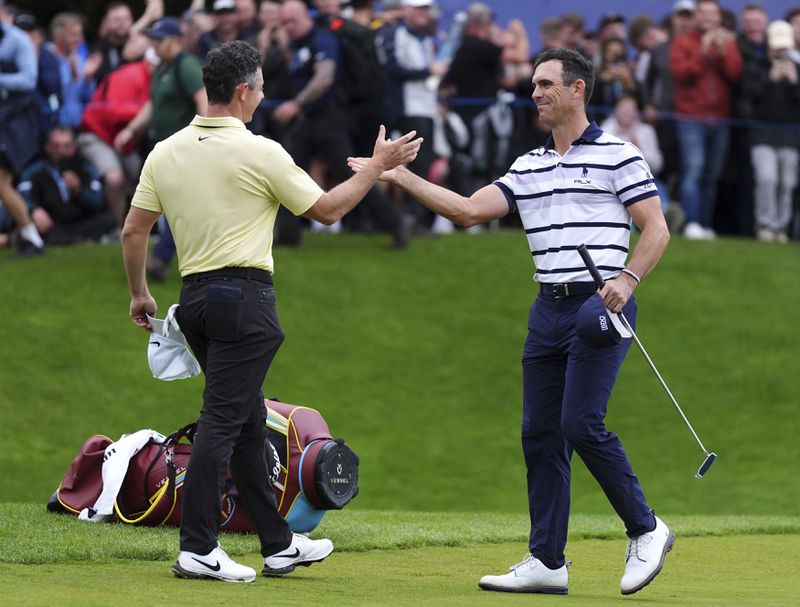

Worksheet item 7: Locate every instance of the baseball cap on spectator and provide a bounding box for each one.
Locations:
[13,11,38,31]
[212,0,237,12]
[672,0,696,14]
[599,13,626,29]
[144,17,183,39]
[767,20,795,49]
[402,0,433,7]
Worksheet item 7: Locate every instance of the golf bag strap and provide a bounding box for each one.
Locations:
[168,422,197,444]
[113,450,178,526]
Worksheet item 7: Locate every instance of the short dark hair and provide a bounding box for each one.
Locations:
[533,48,595,107]
[202,40,262,104]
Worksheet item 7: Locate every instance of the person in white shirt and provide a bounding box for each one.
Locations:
[349,47,673,598]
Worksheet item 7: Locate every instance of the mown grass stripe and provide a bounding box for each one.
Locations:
[1,504,798,564]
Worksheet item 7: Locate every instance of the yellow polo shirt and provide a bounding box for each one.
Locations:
[131,115,323,276]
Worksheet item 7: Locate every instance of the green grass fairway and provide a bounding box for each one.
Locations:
[2,538,798,606]
[1,507,799,606]
[3,504,798,563]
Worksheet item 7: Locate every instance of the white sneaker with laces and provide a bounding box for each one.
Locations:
[171,546,256,583]
[262,533,334,577]
[620,515,675,595]
[478,554,568,594]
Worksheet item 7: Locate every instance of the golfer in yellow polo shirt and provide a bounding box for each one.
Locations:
[121,40,421,584]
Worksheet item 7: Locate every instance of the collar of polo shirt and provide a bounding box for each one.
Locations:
[191,115,248,129]
[543,121,603,151]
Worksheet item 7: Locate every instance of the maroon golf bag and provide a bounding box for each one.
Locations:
[48,400,359,533]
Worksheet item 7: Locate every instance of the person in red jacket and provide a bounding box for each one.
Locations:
[77,48,158,230]
[669,0,742,239]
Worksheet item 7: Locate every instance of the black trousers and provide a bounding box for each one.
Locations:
[177,270,292,557]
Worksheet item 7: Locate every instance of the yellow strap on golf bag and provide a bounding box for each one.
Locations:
[113,460,178,525]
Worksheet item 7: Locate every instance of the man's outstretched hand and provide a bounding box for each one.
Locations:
[354,125,422,179]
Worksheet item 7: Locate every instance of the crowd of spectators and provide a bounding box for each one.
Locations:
[1,0,799,262]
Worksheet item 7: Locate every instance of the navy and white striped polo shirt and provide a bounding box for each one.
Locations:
[494,122,658,284]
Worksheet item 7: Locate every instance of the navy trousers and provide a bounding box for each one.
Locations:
[522,288,655,569]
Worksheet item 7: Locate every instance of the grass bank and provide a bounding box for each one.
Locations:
[1,232,797,516]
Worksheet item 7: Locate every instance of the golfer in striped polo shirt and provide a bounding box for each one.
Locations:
[349,47,672,596]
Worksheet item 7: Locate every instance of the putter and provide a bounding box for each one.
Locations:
[576,244,717,479]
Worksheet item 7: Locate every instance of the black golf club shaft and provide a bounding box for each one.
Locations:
[576,244,716,477]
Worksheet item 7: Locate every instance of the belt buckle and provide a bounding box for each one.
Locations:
[552,283,568,299]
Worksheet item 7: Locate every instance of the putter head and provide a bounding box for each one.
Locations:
[695,452,717,479]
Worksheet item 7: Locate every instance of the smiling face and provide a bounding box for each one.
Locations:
[531,60,580,126]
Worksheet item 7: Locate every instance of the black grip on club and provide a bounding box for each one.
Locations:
[576,244,605,289]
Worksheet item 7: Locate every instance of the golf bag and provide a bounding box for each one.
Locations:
[48,400,359,533]
[265,400,359,531]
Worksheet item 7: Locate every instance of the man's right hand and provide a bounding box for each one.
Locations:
[130,294,157,332]
[370,125,423,174]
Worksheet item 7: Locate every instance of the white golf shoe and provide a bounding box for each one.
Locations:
[262,533,334,577]
[620,515,675,595]
[478,554,568,594]
[171,545,256,583]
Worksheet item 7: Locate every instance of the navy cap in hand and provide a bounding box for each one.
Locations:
[575,293,632,348]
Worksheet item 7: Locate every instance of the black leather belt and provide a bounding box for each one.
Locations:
[540,282,597,299]
[183,267,273,285]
